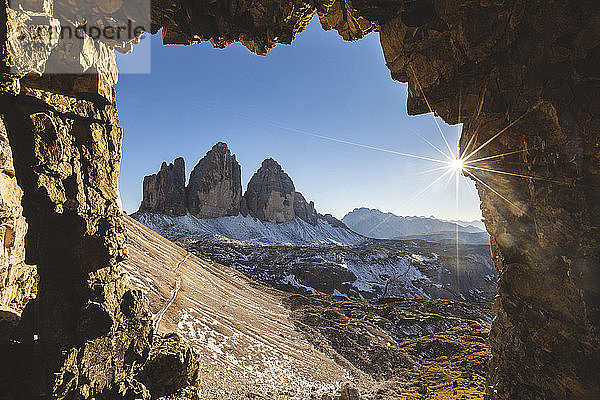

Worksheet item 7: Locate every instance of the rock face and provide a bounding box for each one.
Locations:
[137,149,334,227]
[0,80,158,398]
[319,213,349,229]
[2,0,599,399]
[293,191,318,225]
[138,158,187,217]
[244,158,296,223]
[186,142,242,218]
[0,117,36,314]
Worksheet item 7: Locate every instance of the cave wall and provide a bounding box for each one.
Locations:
[0,0,599,399]
[0,116,36,314]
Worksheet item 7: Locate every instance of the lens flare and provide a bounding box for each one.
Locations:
[450,157,464,173]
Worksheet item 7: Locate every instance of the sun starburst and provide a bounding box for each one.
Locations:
[449,156,465,173]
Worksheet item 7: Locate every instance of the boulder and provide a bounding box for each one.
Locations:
[140,333,201,399]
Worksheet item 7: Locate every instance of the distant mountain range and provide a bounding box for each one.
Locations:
[342,207,488,243]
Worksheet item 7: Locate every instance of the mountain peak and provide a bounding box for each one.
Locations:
[137,145,346,228]
[260,157,283,170]
[244,158,295,223]
[138,157,187,216]
[187,143,242,218]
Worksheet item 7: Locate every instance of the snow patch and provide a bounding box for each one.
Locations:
[133,212,365,246]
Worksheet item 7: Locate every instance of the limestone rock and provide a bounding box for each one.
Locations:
[138,158,187,217]
[293,191,318,225]
[244,158,295,223]
[0,305,20,344]
[0,79,155,399]
[1,0,599,398]
[0,117,36,314]
[186,142,242,218]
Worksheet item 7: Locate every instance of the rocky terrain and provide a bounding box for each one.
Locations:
[135,212,365,246]
[0,119,36,314]
[133,143,496,305]
[184,237,496,303]
[122,214,493,399]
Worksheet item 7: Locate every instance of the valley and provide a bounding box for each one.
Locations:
[122,214,492,399]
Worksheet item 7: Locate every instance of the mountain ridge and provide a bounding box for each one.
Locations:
[342,207,487,242]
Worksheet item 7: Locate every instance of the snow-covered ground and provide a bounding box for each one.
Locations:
[133,212,365,245]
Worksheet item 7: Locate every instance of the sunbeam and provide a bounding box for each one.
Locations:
[463,102,541,162]
[365,168,455,236]
[409,65,456,158]
[464,169,525,214]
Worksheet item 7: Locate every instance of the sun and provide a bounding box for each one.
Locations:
[450,157,465,173]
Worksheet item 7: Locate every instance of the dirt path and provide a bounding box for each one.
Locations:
[153,253,189,332]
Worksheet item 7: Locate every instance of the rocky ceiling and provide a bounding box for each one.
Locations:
[0,0,599,399]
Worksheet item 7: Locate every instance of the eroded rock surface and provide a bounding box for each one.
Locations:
[122,214,492,399]
[244,158,296,223]
[139,157,187,217]
[140,333,201,399]
[0,117,36,314]
[186,142,242,218]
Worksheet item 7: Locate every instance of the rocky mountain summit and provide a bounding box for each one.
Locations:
[133,144,495,304]
[243,158,296,223]
[186,142,242,218]
[136,143,348,229]
[138,157,187,217]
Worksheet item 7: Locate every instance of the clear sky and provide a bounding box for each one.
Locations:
[115,16,482,221]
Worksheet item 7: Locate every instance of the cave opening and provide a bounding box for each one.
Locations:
[115,16,493,301]
[1,1,598,399]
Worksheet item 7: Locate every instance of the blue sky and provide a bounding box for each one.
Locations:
[115,17,482,221]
